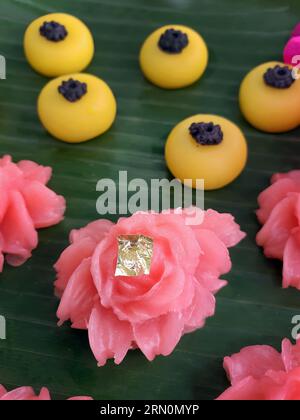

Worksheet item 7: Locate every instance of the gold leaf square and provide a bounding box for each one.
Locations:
[115,235,154,277]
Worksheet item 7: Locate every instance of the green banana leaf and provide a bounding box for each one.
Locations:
[0,0,300,400]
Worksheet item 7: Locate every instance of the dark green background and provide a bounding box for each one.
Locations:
[0,0,299,400]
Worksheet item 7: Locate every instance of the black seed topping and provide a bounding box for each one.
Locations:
[158,28,189,54]
[264,65,295,89]
[40,21,68,42]
[58,79,88,102]
[189,122,224,146]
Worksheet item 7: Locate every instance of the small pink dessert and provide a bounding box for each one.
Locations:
[55,208,245,366]
[256,170,300,290]
[217,339,300,400]
[0,384,92,400]
[0,155,66,271]
[284,36,300,66]
[284,23,300,66]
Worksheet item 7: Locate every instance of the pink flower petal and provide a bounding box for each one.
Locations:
[57,257,97,328]
[223,345,284,386]
[0,174,8,224]
[88,302,134,367]
[272,170,300,184]
[0,386,37,400]
[133,311,185,361]
[54,237,97,296]
[282,339,300,372]
[0,385,7,397]
[21,181,66,229]
[257,194,299,260]
[257,178,300,225]
[217,376,266,400]
[283,230,300,289]
[0,385,92,400]
[183,281,216,333]
[1,190,38,266]
[0,155,12,166]
[17,160,52,185]
[70,220,114,244]
[37,387,51,400]
[194,229,232,289]
[198,209,246,248]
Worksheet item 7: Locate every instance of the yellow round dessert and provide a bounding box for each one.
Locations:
[165,115,248,191]
[140,25,208,89]
[24,13,94,77]
[240,62,300,133]
[38,74,117,143]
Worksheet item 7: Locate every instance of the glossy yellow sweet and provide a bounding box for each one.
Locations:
[24,13,94,77]
[165,115,248,190]
[140,25,208,89]
[38,74,117,143]
[240,62,300,133]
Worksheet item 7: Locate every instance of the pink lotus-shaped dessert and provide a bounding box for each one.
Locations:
[257,170,300,290]
[217,339,300,400]
[0,155,66,271]
[0,384,92,400]
[55,208,245,366]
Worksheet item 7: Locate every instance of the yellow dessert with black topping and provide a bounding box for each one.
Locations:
[38,74,117,143]
[140,25,208,89]
[165,115,248,190]
[24,13,94,77]
[240,62,300,133]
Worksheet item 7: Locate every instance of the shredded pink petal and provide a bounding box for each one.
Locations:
[217,339,300,400]
[0,155,65,272]
[55,209,245,366]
